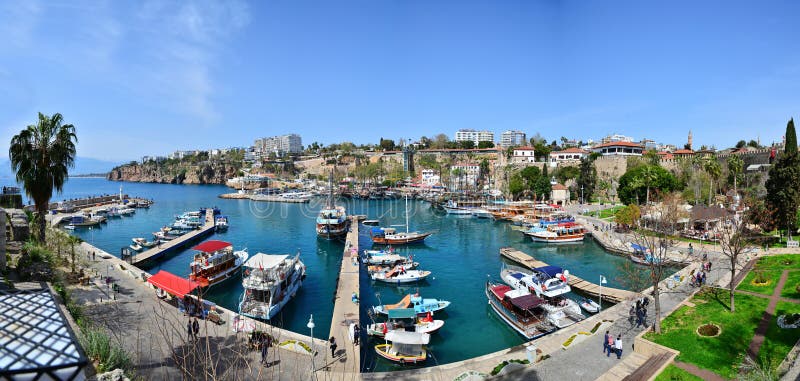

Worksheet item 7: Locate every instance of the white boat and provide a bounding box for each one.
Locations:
[132,237,158,248]
[471,208,494,219]
[129,243,142,252]
[442,200,474,215]
[579,298,600,313]
[362,219,380,226]
[215,216,229,231]
[367,308,444,337]
[371,267,431,284]
[373,294,451,315]
[485,280,555,340]
[239,252,306,320]
[525,222,586,244]
[500,265,584,328]
[64,224,75,230]
[188,240,249,288]
[374,331,430,364]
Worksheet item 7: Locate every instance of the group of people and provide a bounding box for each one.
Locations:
[603,331,624,359]
[186,317,200,341]
[691,261,712,287]
[628,297,649,328]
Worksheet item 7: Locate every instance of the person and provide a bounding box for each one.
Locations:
[688,243,693,255]
[701,271,707,285]
[261,336,269,365]
[606,334,614,357]
[192,317,200,340]
[329,336,338,357]
[636,308,644,328]
[642,297,649,308]
[702,252,707,261]
[614,336,623,359]
[603,331,610,354]
[353,325,361,346]
[707,261,712,271]
[628,306,636,327]
[187,319,193,341]
[92,251,95,261]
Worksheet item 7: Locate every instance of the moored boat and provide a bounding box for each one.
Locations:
[373,294,450,315]
[316,171,350,239]
[238,252,306,320]
[525,222,586,243]
[374,331,430,364]
[579,298,600,313]
[370,195,433,245]
[371,266,431,284]
[188,240,249,288]
[215,216,229,231]
[485,280,555,340]
[367,308,444,337]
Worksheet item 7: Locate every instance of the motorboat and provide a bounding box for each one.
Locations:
[374,294,450,315]
[129,243,143,252]
[471,208,494,219]
[485,280,555,340]
[132,237,157,248]
[579,298,600,313]
[500,265,584,328]
[525,222,586,243]
[362,219,380,226]
[371,267,431,284]
[442,200,474,215]
[374,331,430,364]
[188,240,249,288]
[239,252,306,320]
[215,216,229,231]
[64,224,75,230]
[367,308,444,338]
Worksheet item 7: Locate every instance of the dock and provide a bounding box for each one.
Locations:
[218,193,310,203]
[129,208,216,266]
[499,247,639,303]
[326,217,361,374]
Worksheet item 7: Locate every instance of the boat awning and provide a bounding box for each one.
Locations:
[147,270,198,298]
[534,266,563,278]
[388,308,417,319]
[510,294,545,310]
[631,243,648,252]
[192,240,231,253]
[245,253,289,269]
[509,272,525,280]
[385,330,430,345]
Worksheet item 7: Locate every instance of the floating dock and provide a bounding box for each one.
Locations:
[499,247,639,303]
[129,209,216,266]
[327,217,361,373]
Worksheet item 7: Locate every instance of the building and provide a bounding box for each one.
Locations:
[454,129,494,145]
[671,149,694,158]
[168,150,201,160]
[600,134,635,144]
[254,134,303,156]
[549,147,588,162]
[592,141,643,156]
[500,130,526,148]
[512,146,536,163]
[403,145,415,174]
[450,163,481,190]
[640,138,659,151]
[551,183,570,206]
[420,169,440,187]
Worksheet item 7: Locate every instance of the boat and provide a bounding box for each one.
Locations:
[362,253,411,266]
[370,196,433,245]
[367,308,444,337]
[485,280,555,340]
[188,240,249,288]
[525,222,586,243]
[579,298,600,313]
[316,171,350,240]
[371,266,431,284]
[373,294,451,315]
[471,208,494,219]
[129,243,142,252]
[500,265,584,328]
[362,219,380,226]
[374,330,430,364]
[132,237,157,248]
[64,224,75,230]
[442,200,474,215]
[238,252,306,320]
[67,214,101,227]
[215,216,229,231]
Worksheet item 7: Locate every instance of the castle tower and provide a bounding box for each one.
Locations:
[687,130,693,150]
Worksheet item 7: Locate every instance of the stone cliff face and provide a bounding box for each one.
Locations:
[107,161,240,185]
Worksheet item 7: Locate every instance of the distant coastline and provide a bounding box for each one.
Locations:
[69,173,110,178]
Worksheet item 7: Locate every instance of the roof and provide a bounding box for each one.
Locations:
[534,266,564,278]
[513,146,536,151]
[192,240,232,253]
[672,149,694,155]
[593,141,644,149]
[245,253,289,269]
[384,330,430,345]
[551,184,568,191]
[491,284,513,299]
[691,205,730,221]
[551,147,588,154]
[509,293,545,310]
[0,288,89,380]
[388,308,418,319]
[147,270,199,298]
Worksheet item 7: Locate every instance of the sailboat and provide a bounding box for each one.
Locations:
[369,195,433,245]
[316,170,350,240]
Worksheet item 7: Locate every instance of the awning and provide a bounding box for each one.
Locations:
[192,240,231,253]
[245,253,289,270]
[534,266,563,278]
[510,294,545,310]
[388,308,417,319]
[147,270,198,298]
[384,330,430,345]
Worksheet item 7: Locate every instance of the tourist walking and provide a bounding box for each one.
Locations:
[353,325,361,346]
[603,331,610,354]
[628,306,636,327]
[614,336,623,359]
[261,335,272,366]
[329,336,338,357]
[192,317,200,341]
[187,319,193,341]
[688,243,693,256]
[606,334,614,357]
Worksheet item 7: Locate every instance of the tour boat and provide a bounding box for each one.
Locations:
[373,294,451,315]
[238,252,306,320]
[579,298,600,313]
[485,280,556,340]
[371,266,431,284]
[362,253,411,266]
[500,265,584,328]
[367,309,444,338]
[374,331,430,364]
[215,216,229,231]
[442,200,474,215]
[370,196,433,245]
[525,222,586,243]
[316,171,350,240]
[471,208,494,219]
[188,240,249,288]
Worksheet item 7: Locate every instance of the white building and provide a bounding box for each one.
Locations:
[500,130,526,148]
[512,146,536,163]
[454,129,494,145]
[593,141,643,156]
[141,155,166,164]
[600,134,635,144]
[254,134,303,155]
[168,150,201,160]
[420,169,441,187]
[450,163,480,190]
[549,147,589,162]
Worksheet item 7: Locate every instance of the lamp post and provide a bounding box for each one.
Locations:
[307,314,317,380]
[581,185,584,205]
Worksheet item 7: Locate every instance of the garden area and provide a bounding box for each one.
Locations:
[737,254,800,298]
[654,364,703,381]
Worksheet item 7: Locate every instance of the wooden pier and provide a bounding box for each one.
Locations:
[327,217,361,374]
[499,247,639,303]
[130,208,216,266]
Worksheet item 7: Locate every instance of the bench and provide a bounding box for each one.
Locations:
[622,352,673,381]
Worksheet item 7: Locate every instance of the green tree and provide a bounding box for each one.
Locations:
[577,157,597,203]
[703,158,722,205]
[10,113,78,242]
[459,140,475,149]
[67,235,82,274]
[479,158,490,183]
[617,165,680,205]
[477,140,495,149]
[508,173,525,198]
[614,204,641,229]
[735,140,747,149]
[766,140,800,232]
[727,154,744,192]
[643,149,660,166]
[379,138,395,151]
[786,118,797,154]
[555,166,580,184]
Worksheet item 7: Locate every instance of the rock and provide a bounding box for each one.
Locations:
[107,161,239,185]
[94,369,129,381]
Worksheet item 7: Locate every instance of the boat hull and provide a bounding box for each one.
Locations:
[374,344,427,364]
[528,234,585,243]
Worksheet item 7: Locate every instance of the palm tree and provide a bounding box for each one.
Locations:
[9,113,78,242]
[727,154,744,193]
[703,158,722,205]
[67,235,82,274]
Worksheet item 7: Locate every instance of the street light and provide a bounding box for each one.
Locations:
[581,185,584,205]
[307,314,317,380]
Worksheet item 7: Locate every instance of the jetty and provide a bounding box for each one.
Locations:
[218,193,310,203]
[499,247,639,303]
[327,217,361,374]
[128,208,216,266]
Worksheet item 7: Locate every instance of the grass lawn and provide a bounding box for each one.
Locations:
[737,269,784,296]
[654,364,703,381]
[644,290,768,379]
[595,206,624,219]
[780,271,800,300]
[754,254,799,270]
[758,301,800,373]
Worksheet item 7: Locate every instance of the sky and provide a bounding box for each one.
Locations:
[1,0,799,161]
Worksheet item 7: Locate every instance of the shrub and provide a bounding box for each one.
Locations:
[79,325,134,374]
[753,271,769,285]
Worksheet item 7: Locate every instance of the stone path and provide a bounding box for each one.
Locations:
[747,270,790,359]
[673,360,728,381]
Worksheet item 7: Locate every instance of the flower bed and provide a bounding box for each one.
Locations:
[696,323,721,337]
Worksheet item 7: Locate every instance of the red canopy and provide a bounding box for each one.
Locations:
[147,270,198,298]
[192,240,231,253]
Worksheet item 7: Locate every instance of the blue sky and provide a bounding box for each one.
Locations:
[1,0,799,161]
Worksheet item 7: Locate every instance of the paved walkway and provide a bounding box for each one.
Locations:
[324,219,361,376]
[673,361,728,381]
[747,270,790,359]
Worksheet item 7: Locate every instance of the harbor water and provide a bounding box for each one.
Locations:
[11,178,656,371]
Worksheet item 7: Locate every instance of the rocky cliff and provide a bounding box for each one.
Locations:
[107,161,241,185]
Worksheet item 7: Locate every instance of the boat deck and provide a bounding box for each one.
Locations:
[130,209,216,266]
[327,217,361,373]
[499,247,638,303]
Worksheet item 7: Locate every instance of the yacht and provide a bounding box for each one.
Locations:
[239,252,306,320]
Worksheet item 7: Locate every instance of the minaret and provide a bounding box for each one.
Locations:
[688,130,693,150]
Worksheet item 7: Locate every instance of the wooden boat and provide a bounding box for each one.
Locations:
[485,280,555,340]
[188,240,249,288]
[316,172,350,239]
[372,294,412,313]
[370,196,433,245]
[374,331,430,364]
[367,308,444,337]
[525,222,586,243]
[500,265,584,328]
[371,267,431,284]
[373,294,450,315]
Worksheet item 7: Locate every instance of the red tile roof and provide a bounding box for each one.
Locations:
[672,149,694,155]
[513,146,536,151]
[551,147,588,154]
[552,184,568,191]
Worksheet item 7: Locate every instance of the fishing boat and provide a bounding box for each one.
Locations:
[485,280,555,340]
[579,298,600,313]
[238,252,306,320]
[215,216,229,231]
[371,266,431,284]
[367,309,444,337]
[316,171,350,240]
[373,294,450,315]
[374,331,430,364]
[525,222,586,243]
[188,240,249,288]
[370,196,433,245]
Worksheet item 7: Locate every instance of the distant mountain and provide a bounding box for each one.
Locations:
[0,157,123,179]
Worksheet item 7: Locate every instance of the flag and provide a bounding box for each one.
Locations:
[600,275,607,284]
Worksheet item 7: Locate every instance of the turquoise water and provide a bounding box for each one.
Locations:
[5,178,644,371]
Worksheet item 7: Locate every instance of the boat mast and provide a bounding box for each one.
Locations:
[327,169,335,209]
[405,194,409,234]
